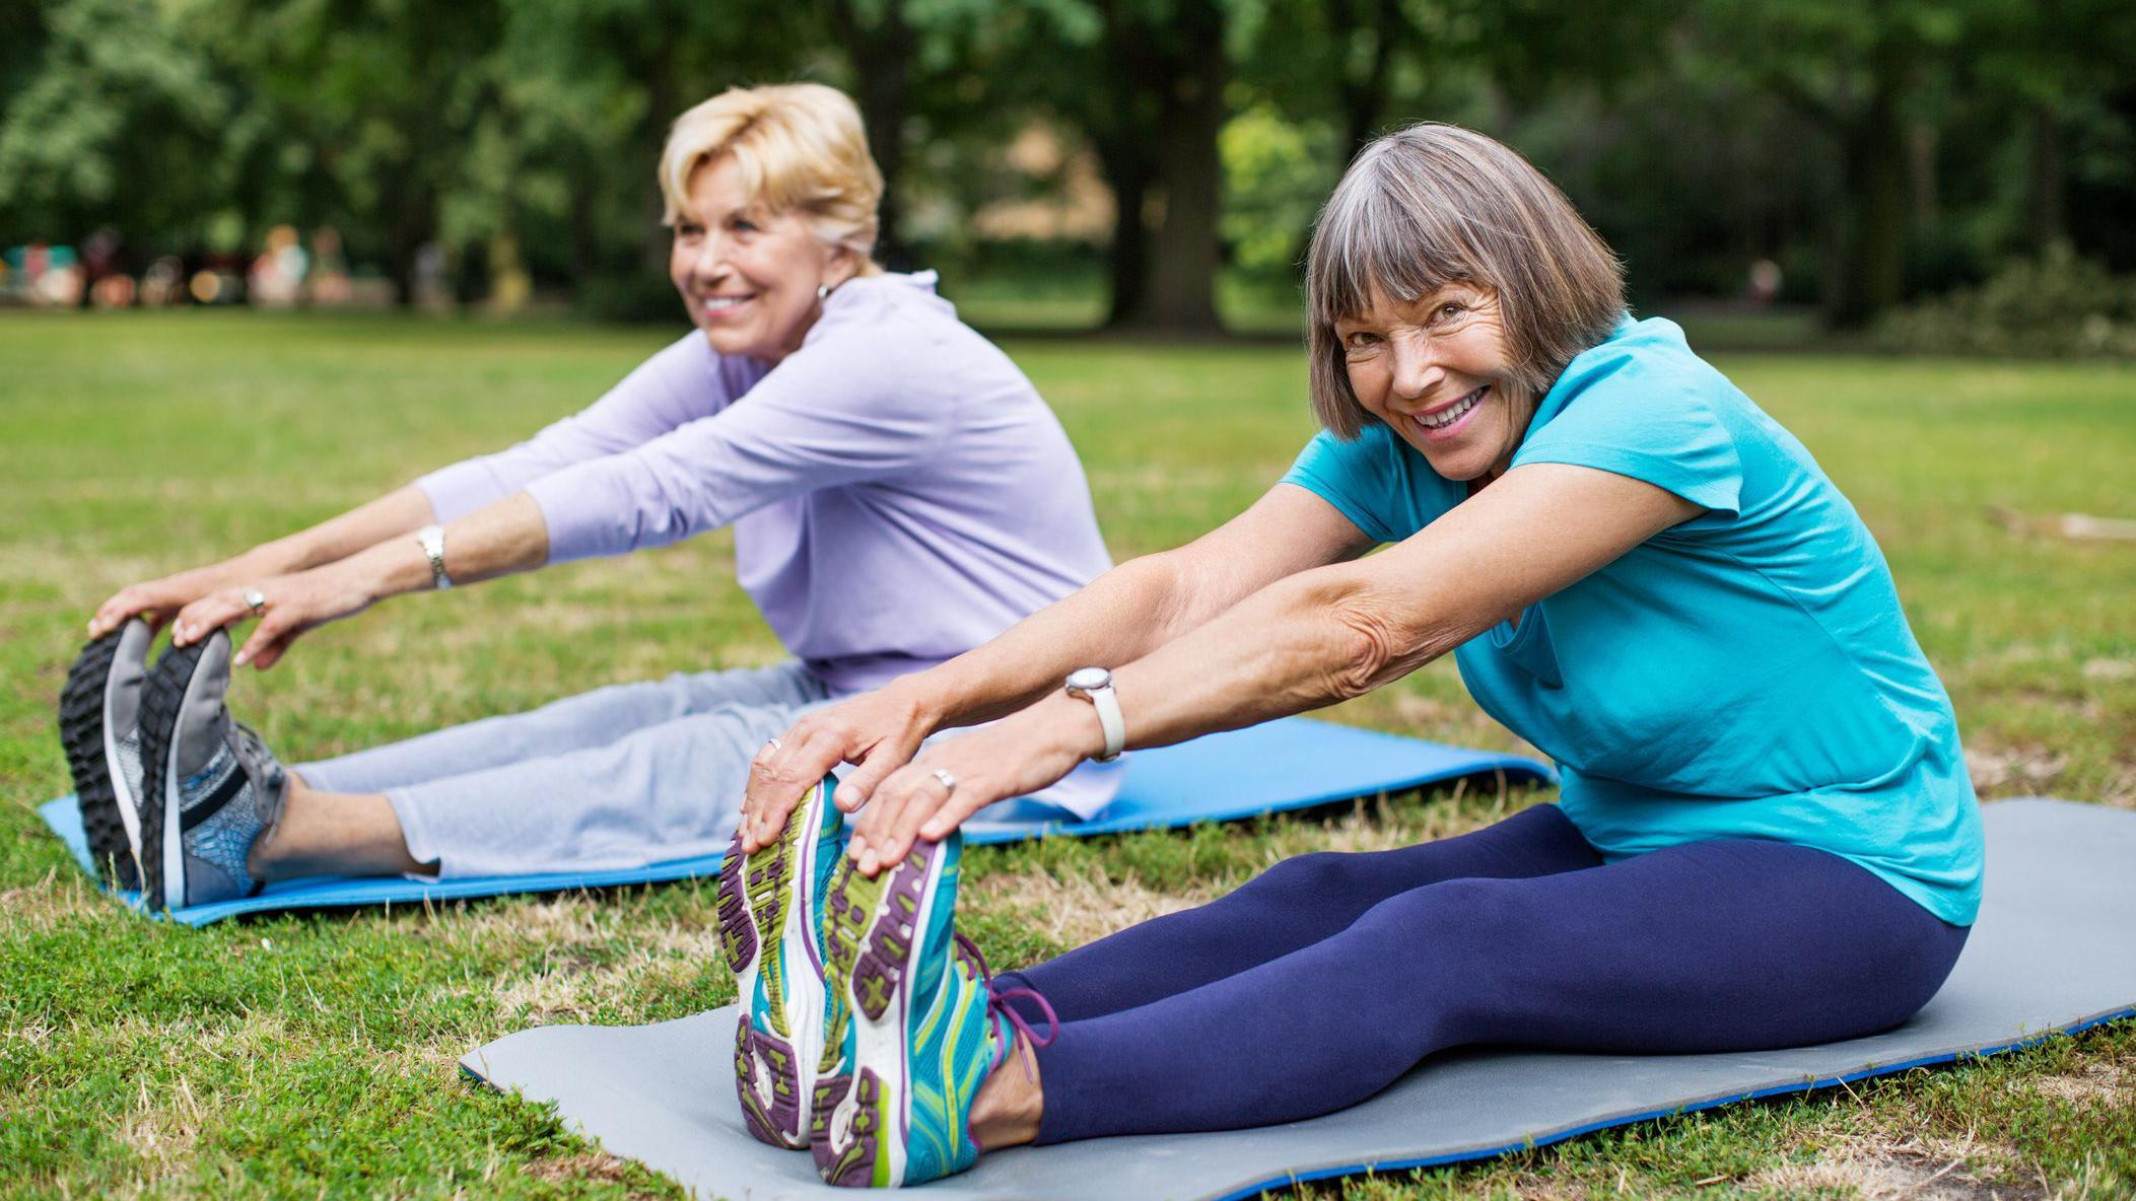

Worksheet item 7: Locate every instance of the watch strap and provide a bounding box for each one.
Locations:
[416,524,452,590]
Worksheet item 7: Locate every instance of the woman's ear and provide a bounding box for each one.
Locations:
[824,242,863,289]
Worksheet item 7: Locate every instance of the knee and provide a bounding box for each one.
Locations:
[1240,851,1359,904]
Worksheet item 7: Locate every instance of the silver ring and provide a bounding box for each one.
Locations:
[766,737,782,751]
[930,768,957,795]
[243,588,267,617]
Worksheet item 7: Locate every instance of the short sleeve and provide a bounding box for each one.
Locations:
[1280,427,1402,544]
[1511,348,1744,518]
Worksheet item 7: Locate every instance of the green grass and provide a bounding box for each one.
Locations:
[2,310,2132,1199]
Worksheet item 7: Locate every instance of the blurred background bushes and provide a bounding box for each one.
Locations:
[2,0,2133,343]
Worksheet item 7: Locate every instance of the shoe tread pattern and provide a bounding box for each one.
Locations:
[724,808,813,1150]
[58,631,135,889]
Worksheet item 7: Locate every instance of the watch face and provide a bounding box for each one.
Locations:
[1067,667,1110,691]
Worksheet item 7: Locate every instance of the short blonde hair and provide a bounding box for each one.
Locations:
[659,83,885,271]
[1304,123,1625,439]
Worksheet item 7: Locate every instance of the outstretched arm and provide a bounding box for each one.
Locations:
[89,334,718,643]
[736,483,1373,851]
[164,492,549,669]
[845,463,1700,874]
[88,486,438,639]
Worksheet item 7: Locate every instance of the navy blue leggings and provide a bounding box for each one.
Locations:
[1001,804,1968,1144]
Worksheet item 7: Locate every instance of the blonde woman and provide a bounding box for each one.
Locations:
[72,83,1116,912]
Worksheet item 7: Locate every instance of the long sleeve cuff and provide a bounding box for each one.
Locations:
[525,466,649,565]
[415,459,517,524]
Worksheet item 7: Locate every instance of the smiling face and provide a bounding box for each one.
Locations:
[668,153,856,362]
[1336,283,1538,484]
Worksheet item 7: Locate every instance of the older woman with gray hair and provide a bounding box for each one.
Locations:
[733,123,1981,1188]
[68,82,1117,913]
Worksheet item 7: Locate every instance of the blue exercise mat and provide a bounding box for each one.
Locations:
[34,716,1548,926]
[460,799,2136,1201]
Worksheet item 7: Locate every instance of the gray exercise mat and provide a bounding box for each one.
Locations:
[460,799,2136,1201]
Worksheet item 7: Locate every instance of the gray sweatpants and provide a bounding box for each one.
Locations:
[297,661,1121,879]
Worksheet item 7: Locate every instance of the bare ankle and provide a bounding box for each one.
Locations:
[968,1033,1044,1150]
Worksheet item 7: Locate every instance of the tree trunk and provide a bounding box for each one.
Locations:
[2026,102,2066,251]
[830,0,915,267]
[1134,0,1227,333]
[1825,79,1909,329]
[1099,135,1153,327]
[1339,0,1404,155]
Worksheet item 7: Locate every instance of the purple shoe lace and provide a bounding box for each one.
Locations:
[952,932,1058,1078]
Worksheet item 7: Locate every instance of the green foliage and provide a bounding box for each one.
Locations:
[1878,244,2136,357]
[0,0,235,242]
[1219,105,1336,282]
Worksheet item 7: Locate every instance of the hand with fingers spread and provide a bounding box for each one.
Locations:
[738,684,941,854]
[844,694,1102,877]
[166,561,378,669]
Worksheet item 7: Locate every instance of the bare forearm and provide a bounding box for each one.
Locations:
[900,552,1200,730]
[1101,564,1468,750]
[340,492,551,603]
[255,486,439,573]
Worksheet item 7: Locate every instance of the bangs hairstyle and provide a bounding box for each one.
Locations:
[659,83,885,272]
[1305,123,1625,439]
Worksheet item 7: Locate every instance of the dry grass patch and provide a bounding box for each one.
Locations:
[0,865,106,932]
[1965,745,2070,795]
[2027,1063,2131,1106]
[967,864,1217,948]
[1748,1136,2021,1201]
[523,1150,667,1197]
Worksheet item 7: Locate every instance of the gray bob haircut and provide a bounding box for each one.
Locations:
[1305,123,1625,439]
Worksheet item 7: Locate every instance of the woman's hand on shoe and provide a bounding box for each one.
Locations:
[847,695,1101,876]
[90,549,288,639]
[738,686,940,854]
[166,562,378,670]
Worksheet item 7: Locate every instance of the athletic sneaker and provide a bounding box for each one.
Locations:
[58,619,155,889]
[137,630,290,911]
[811,831,1054,1188]
[719,774,846,1149]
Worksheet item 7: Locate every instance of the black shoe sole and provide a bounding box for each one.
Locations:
[136,638,211,912]
[58,630,138,890]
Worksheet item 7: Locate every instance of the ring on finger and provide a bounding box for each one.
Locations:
[930,767,958,795]
[243,588,267,617]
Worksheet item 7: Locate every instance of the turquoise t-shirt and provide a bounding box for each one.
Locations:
[1281,317,1984,924]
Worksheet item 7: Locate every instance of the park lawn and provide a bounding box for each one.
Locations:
[1,310,2131,1200]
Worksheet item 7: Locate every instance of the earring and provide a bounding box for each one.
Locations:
[816,283,831,301]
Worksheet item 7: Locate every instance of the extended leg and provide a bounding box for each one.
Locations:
[1002,803,1600,1021]
[1027,837,1970,1143]
[297,662,827,794]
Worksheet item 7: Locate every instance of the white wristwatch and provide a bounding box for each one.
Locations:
[1065,667,1125,762]
[415,523,453,590]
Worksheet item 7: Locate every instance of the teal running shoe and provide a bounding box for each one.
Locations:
[812,831,1053,1188]
[719,774,845,1149]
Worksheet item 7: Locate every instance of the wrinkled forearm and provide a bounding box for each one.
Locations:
[1106,561,1471,750]
[895,551,1201,732]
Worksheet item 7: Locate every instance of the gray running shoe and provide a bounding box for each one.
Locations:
[137,630,289,911]
[58,618,154,889]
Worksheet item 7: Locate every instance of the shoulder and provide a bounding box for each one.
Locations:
[1284,422,1456,544]
[1517,317,1759,517]
[781,270,1036,413]
[1544,317,1737,418]
[802,270,967,358]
